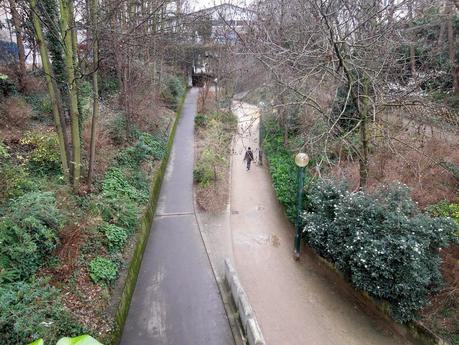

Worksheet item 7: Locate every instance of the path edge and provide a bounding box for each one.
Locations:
[192,118,245,344]
[110,92,188,345]
[224,258,266,345]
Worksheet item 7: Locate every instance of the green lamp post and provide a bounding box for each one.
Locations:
[294,152,309,260]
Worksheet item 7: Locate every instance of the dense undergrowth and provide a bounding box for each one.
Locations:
[262,119,313,223]
[193,89,237,212]
[0,71,186,344]
[262,118,459,326]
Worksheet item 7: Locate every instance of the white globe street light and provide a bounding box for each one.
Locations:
[295,153,309,167]
[294,152,309,260]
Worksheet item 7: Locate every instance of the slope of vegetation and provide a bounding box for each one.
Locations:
[0,67,185,344]
[0,0,193,342]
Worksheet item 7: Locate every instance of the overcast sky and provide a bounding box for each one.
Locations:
[190,0,252,11]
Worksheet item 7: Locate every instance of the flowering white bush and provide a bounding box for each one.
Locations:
[303,180,457,322]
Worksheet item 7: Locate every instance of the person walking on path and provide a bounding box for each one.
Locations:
[243,147,254,171]
[230,100,410,345]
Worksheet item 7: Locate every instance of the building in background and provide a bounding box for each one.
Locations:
[187,3,255,84]
[189,3,255,44]
[0,6,19,65]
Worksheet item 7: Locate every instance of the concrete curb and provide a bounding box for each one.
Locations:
[225,258,266,345]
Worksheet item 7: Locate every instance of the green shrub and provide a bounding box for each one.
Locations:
[88,256,118,285]
[102,167,148,203]
[24,94,52,119]
[116,132,166,167]
[140,132,167,160]
[427,202,459,241]
[0,279,83,344]
[162,75,185,109]
[0,162,35,202]
[195,114,207,128]
[194,110,236,187]
[0,73,17,99]
[99,197,139,234]
[0,141,9,159]
[99,76,119,97]
[20,132,61,175]
[99,223,128,253]
[304,180,457,322]
[79,80,92,101]
[108,114,127,146]
[263,123,310,223]
[193,148,218,186]
[0,192,63,280]
[428,201,459,223]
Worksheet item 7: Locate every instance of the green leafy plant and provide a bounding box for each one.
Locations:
[116,132,166,168]
[99,197,139,234]
[28,339,44,345]
[303,180,457,322]
[102,168,148,203]
[0,192,63,280]
[428,201,459,223]
[0,279,83,344]
[88,257,119,285]
[427,201,459,241]
[108,114,127,146]
[99,76,119,97]
[29,335,103,345]
[99,223,128,253]
[162,75,186,109]
[0,141,9,159]
[0,73,17,99]
[193,110,236,188]
[20,131,61,175]
[195,114,207,128]
[193,148,218,186]
[0,161,36,202]
[56,335,103,345]
[263,121,311,223]
[25,94,52,119]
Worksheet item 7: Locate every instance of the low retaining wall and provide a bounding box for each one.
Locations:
[111,96,187,345]
[314,255,450,345]
[224,259,266,345]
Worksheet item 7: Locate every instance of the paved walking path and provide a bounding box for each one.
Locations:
[230,101,411,345]
[120,88,234,345]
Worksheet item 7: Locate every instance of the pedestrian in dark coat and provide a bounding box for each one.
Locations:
[243,147,254,171]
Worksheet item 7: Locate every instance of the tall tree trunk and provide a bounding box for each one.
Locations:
[408,2,417,77]
[358,80,370,189]
[30,0,71,181]
[87,0,99,187]
[447,4,459,94]
[60,0,81,191]
[69,0,84,132]
[8,0,26,91]
[42,0,67,92]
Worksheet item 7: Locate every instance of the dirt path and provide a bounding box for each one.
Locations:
[230,101,412,345]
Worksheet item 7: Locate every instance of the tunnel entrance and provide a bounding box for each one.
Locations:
[192,73,214,87]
